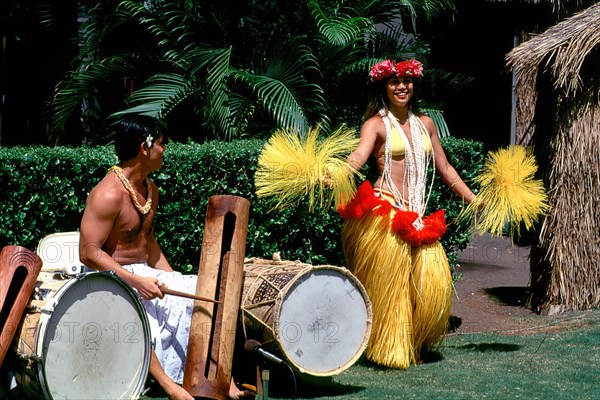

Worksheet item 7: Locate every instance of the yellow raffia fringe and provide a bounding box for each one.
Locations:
[411,243,453,356]
[462,145,548,237]
[342,212,415,368]
[255,125,362,211]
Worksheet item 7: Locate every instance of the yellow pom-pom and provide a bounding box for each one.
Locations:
[255,125,361,211]
[462,145,548,238]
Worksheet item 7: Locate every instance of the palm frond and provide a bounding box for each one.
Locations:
[232,44,326,135]
[184,46,229,78]
[226,91,256,136]
[202,47,236,140]
[397,0,456,21]
[80,1,190,67]
[111,73,197,119]
[79,3,132,57]
[114,0,192,61]
[35,3,57,28]
[47,0,463,145]
[49,54,143,132]
[234,72,310,134]
[421,109,451,138]
[308,0,371,47]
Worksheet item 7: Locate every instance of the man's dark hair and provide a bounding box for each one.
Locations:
[113,115,168,162]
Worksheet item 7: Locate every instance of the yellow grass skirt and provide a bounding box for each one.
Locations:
[341,193,452,368]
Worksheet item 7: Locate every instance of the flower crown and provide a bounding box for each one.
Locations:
[369,59,424,81]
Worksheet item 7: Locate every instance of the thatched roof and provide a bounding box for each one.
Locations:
[505,2,600,312]
[506,2,600,144]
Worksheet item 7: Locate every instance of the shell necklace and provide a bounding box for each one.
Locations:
[108,166,153,214]
[379,109,435,227]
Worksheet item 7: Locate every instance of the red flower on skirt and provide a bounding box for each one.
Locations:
[338,181,391,220]
[391,209,446,247]
[339,181,446,247]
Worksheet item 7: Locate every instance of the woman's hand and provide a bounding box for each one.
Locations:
[321,166,335,188]
[470,195,485,210]
[323,159,360,187]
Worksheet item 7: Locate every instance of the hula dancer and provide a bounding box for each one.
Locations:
[254,59,546,369]
[338,59,477,368]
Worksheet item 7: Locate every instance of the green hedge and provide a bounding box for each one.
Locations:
[0,137,483,274]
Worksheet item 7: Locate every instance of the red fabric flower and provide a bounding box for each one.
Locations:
[394,60,423,78]
[338,181,390,219]
[339,181,446,247]
[391,209,446,247]
[369,59,397,82]
[369,59,424,82]
[390,209,419,236]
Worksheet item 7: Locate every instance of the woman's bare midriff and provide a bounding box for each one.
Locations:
[373,154,410,200]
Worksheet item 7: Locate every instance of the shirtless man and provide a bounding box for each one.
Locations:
[79,115,249,400]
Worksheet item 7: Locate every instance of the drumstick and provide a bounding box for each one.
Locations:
[160,287,221,304]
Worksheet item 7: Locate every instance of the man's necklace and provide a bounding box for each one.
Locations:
[108,166,153,214]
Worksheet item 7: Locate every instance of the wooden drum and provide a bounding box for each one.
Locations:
[12,271,151,400]
[241,258,372,377]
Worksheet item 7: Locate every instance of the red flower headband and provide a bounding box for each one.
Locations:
[369,59,424,81]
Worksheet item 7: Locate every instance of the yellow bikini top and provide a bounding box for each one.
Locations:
[390,126,432,157]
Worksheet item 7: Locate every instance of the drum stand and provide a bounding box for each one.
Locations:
[0,246,42,369]
[183,195,250,400]
[260,369,269,400]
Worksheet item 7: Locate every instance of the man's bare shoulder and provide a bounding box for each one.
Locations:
[86,174,126,213]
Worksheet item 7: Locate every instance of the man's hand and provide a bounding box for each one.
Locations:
[164,381,194,400]
[131,275,165,300]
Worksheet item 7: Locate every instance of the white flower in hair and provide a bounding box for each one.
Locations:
[145,134,153,147]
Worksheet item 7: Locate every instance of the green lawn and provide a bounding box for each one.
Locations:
[142,309,600,400]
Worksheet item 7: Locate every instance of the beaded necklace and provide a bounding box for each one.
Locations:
[108,166,153,214]
[379,109,435,227]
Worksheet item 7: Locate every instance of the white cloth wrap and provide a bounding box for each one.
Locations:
[123,263,197,384]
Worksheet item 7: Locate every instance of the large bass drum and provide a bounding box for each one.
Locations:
[12,271,151,399]
[241,258,372,377]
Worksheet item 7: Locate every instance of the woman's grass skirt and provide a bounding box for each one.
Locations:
[342,202,453,368]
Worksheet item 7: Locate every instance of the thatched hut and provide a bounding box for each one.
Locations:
[506,3,600,313]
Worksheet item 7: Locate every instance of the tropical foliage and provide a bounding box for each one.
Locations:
[49,0,460,144]
[0,136,483,272]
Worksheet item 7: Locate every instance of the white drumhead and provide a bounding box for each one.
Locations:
[37,272,150,399]
[274,267,370,375]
